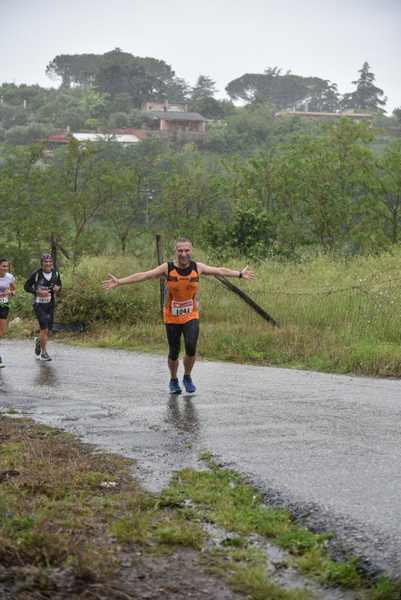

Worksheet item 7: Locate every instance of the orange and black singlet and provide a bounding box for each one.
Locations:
[163,261,200,325]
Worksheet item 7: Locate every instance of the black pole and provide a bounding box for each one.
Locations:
[156,234,164,319]
[214,275,279,327]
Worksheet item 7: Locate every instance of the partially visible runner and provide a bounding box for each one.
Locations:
[0,258,17,368]
[102,238,254,394]
[24,254,62,362]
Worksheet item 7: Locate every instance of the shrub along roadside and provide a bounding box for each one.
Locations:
[1,415,400,599]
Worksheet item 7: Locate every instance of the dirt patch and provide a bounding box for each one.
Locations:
[0,550,241,600]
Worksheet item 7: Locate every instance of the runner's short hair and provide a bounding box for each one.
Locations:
[41,253,53,263]
[174,238,192,248]
[0,258,8,264]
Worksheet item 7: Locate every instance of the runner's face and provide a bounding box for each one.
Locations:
[0,262,8,276]
[42,259,54,273]
[175,243,192,266]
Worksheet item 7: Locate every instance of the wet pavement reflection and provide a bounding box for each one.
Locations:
[167,396,200,435]
[34,363,59,387]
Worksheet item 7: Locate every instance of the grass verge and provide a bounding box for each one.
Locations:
[1,416,401,599]
[7,249,401,377]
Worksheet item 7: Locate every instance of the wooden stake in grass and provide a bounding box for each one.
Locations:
[214,274,279,328]
[156,234,165,319]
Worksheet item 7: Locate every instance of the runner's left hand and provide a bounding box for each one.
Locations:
[241,266,255,280]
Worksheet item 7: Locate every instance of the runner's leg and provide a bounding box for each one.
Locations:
[0,318,7,337]
[182,319,199,376]
[34,305,51,354]
[166,324,182,378]
[40,328,48,353]
[0,316,7,366]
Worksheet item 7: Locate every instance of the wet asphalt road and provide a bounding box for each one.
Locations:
[0,339,400,576]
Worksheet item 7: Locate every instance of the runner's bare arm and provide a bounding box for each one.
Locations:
[197,262,254,280]
[9,281,17,296]
[102,263,168,290]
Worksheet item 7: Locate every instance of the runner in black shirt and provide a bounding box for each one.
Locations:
[24,254,62,361]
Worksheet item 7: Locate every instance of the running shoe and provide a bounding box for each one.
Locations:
[183,374,196,394]
[40,351,52,362]
[34,337,41,356]
[169,378,182,395]
[0,356,4,369]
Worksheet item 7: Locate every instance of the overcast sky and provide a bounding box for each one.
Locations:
[1,0,400,112]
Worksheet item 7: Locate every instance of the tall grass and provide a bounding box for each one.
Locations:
[15,249,401,376]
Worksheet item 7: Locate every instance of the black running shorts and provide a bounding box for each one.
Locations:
[33,302,54,331]
[0,305,9,320]
[165,319,199,361]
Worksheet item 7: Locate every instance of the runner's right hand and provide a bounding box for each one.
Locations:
[38,288,50,297]
[101,274,120,290]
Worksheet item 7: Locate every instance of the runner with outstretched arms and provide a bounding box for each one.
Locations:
[102,238,254,394]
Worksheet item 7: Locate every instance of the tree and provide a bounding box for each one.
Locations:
[163,77,190,103]
[46,54,101,88]
[154,151,224,237]
[189,75,223,117]
[78,89,108,116]
[58,140,107,261]
[34,92,87,129]
[228,205,276,257]
[0,145,50,256]
[108,112,129,128]
[101,164,143,252]
[205,103,276,154]
[46,49,183,105]
[0,83,48,108]
[190,97,226,119]
[0,143,77,268]
[341,62,386,113]
[376,142,401,244]
[191,75,217,102]
[94,51,161,106]
[225,68,336,111]
[306,80,340,112]
[272,120,377,251]
[5,123,51,145]
[393,107,401,125]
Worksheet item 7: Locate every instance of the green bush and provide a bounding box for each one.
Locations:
[56,255,161,325]
[202,205,276,258]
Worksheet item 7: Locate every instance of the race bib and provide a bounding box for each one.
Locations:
[0,297,8,304]
[171,299,193,316]
[36,295,51,304]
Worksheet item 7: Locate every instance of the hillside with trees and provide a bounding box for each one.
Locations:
[1,50,401,276]
[0,49,399,150]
